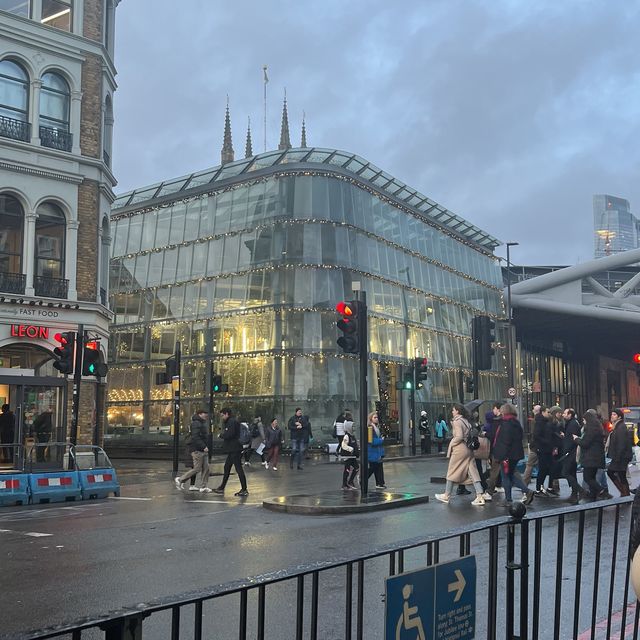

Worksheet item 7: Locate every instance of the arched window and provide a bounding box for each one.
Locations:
[35,202,66,281]
[0,59,30,142]
[40,72,71,151]
[0,194,25,294]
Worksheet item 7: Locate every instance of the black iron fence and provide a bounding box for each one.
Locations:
[6,497,639,640]
[39,125,73,152]
[0,271,26,295]
[34,275,69,299]
[0,114,31,142]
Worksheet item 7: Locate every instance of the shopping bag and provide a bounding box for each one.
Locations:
[256,442,266,456]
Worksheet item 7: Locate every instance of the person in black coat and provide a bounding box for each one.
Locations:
[606,408,633,496]
[485,404,534,505]
[533,406,555,495]
[573,411,606,499]
[561,408,585,503]
[0,404,15,464]
[287,408,311,470]
[214,408,248,496]
[175,410,210,491]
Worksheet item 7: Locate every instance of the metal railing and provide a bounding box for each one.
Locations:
[6,497,639,640]
[39,125,72,152]
[103,149,111,166]
[0,114,31,142]
[100,287,108,306]
[0,271,26,294]
[34,275,68,299]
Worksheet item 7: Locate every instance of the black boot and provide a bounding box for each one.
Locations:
[456,485,471,495]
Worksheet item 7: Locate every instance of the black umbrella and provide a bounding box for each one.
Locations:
[464,399,485,412]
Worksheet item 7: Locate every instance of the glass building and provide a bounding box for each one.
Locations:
[593,194,638,258]
[107,147,506,448]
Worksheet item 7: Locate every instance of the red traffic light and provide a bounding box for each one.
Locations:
[85,340,99,350]
[336,301,356,317]
[633,354,640,364]
[54,332,68,345]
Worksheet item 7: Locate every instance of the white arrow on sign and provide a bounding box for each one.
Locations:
[448,569,466,602]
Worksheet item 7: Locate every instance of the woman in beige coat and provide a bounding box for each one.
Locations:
[435,404,485,505]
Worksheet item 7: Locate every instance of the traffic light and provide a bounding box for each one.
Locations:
[415,357,428,389]
[395,376,414,391]
[634,354,640,383]
[155,356,178,385]
[336,300,361,354]
[82,340,108,377]
[472,316,496,371]
[53,331,75,374]
[212,374,228,394]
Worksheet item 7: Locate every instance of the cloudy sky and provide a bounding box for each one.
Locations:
[113,0,640,266]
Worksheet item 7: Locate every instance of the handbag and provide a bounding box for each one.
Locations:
[463,420,480,451]
[473,435,490,460]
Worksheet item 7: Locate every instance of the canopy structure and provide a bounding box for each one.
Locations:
[509,248,640,359]
[113,147,500,251]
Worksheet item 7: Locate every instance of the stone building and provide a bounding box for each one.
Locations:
[0,1,118,452]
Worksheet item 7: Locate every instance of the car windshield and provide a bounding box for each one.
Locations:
[623,408,640,422]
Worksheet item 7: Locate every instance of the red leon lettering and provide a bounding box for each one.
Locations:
[10,324,49,340]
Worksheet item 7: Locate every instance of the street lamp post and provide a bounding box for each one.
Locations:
[505,242,519,392]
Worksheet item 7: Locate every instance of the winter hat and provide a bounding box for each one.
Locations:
[550,405,562,414]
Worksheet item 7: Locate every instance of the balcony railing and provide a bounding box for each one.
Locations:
[40,125,72,152]
[0,114,31,142]
[34,275,69,299]
[100,287,107,306]
[0,272,26,295]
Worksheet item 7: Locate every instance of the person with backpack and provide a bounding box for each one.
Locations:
[434,404,485,506]
[340,421,360,490]
[175,409,211,492]
[214,408,249,497]
[264,418,283,470]
[287,407,311,470]
[243,416,266,467]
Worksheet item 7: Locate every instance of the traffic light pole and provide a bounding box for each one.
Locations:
[69,325,84,447]
[409,365,417,456]
[171,341,181,475]
[471,319,479,401]
[357,290,369,498]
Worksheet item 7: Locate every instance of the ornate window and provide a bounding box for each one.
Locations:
[39,72,71,150]
[0,59,30,141]
[0,1,30,17]
[41,0,72,31]
[0,194,24,293]
[35,202,66,279]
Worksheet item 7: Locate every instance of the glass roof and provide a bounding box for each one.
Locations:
[112,147,500,250]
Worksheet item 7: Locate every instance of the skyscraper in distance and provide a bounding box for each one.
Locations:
[593,195,638,258]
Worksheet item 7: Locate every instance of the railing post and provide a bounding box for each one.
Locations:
[506,505,528,640]
[100,613,147,640]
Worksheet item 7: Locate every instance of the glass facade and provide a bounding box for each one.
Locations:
[108,150,506,446]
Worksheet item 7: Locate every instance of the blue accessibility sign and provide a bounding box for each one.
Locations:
[385,555,476,640]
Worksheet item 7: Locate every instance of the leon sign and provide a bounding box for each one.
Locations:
[10,324,50,340]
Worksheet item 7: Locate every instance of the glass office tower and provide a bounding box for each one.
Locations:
[107,148,506,448]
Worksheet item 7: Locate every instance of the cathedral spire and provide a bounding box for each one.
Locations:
[301,111,307,148]
[278,91,291,151]
[245,116,253,158]
[221,97,234,164]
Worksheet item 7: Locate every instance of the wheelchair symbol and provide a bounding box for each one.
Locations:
[395,583,426,640]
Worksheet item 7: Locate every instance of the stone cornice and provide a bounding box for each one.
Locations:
[0,160,83,184]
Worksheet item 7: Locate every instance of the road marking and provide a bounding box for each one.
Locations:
[0,528,52,538]
[108,496,152,501]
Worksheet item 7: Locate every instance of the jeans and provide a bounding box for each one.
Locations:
[523,446,538,485]
[500,460,529,501]
[291,439,306,468]
[220,452,247,491]
[178,451,210,488]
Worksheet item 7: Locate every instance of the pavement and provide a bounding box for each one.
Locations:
[1,453,638,639]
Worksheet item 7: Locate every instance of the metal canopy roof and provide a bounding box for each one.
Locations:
[112,147,500,251]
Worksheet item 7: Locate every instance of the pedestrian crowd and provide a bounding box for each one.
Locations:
[173,402,635,506]
[435,401,635,508]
